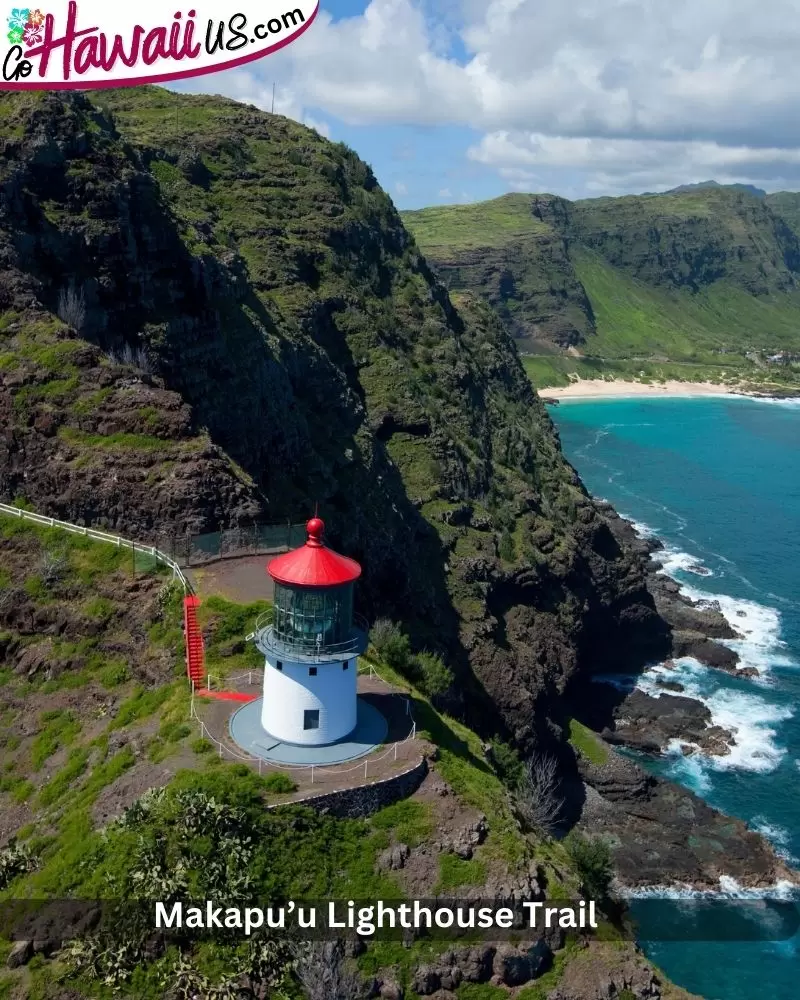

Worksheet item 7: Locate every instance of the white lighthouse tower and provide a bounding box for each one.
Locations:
[253,517,368,747]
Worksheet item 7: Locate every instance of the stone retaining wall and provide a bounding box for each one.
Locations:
[268,756,428,819]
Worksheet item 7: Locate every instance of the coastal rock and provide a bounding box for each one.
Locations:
[606,688,734,757]
[574,743,794,891]
[671,631,742,672]
[378,982,404,1000]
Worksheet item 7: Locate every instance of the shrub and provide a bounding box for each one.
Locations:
[498,530,515,561]
[106,342,155,373]
[159,721,191,743]
[0,840,37,890]
[190,737,214,755]
[370,618,411,673]
[262,772,297,794]
[563,831,613,901]
[489,739,525,789]
[99,662,128,688]
[40,548,68,586]
[412,650,453,700]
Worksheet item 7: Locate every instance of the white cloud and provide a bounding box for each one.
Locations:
[303,115,331,138]
[182,0,800,196]
[395,181,409,195]
[468,132,800,194]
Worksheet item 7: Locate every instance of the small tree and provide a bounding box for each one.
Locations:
[516,753,564,835]
[413,650,453,700]
[370,618,411,673]
[564,831,614,901]
[57,282,86,331]
[489,739,526,789]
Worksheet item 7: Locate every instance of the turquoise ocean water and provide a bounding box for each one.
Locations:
[548,396,800,1000]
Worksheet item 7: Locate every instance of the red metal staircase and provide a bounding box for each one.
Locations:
[183,595,205,688]
[183,595,256,703]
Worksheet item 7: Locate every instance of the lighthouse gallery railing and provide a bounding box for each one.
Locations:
[252,608,370,661]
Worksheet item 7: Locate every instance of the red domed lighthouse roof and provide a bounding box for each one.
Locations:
[267,518,362,587]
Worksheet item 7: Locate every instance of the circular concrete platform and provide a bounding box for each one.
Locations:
[229,696,388,766]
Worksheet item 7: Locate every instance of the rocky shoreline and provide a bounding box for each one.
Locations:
[564,501,799,893]
[586,502,755,760]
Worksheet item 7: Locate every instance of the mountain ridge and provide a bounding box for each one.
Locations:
[0,87,667,753]
[402,187,800,389]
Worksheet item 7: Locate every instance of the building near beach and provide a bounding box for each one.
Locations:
[253,517,368,746]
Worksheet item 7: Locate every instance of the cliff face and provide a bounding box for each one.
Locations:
[403,188,800,357]
[0,89,667,749]
[569,188,800,294]
[403,194,596,351]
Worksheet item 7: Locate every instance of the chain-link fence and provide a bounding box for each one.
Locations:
[142,523,307,568]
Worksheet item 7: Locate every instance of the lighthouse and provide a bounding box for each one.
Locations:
[254,517,368,746]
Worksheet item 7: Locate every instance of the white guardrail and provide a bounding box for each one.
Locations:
[1,501,420,785]
[189,665,418,784]
[0,501,192,594]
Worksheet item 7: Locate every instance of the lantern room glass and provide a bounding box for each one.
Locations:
[272,581,354,652]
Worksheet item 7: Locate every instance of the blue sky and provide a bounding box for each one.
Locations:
[174,0,800,209]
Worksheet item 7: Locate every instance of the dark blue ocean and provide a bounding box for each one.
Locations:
[548,396,800,1000]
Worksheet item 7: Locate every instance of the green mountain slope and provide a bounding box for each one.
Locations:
[402,188,800,389]
[0,88,668,751]
[767,190,800,237]
[0,515,703,1000]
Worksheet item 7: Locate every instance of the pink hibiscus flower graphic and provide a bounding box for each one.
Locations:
[22,20,41,44]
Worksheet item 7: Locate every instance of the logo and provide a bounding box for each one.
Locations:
[1,1,318,88]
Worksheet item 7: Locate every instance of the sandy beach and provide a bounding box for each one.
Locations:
[539,379,745,401]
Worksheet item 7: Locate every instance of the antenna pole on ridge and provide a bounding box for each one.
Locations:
[271,82,276,114]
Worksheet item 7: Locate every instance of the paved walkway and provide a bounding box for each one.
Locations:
[187,555,275,603]
[229,697,388,765]
[194,673,426,796]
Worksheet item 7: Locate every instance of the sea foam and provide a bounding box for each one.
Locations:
[625,877,798,901]
[751,818,799,864]
[637,659,793,778]
[617,527,795,777]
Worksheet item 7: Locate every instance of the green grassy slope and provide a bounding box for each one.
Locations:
[401,194,550,251]
[767,191,800,237]
[1,516,679,1000]
[403,189,800,390]
[2,88,673,761]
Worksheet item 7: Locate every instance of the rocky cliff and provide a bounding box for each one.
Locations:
[403,188,800,361]
[0,88,669,751]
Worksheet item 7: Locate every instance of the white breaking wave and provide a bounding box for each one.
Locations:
[656,543,715,578]
[756,397,800,409]
[751,818,799,864]
[625,877,798,900]
[649,535,795,679]
[637,659,793,776]
[681,584,794,679]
